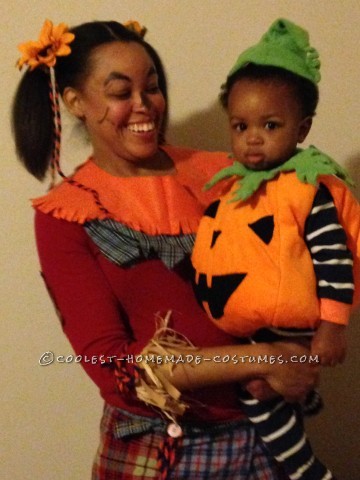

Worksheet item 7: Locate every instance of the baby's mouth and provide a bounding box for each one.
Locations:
[245,152,265,162]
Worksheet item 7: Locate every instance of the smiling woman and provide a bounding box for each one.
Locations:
[11,19,320,480]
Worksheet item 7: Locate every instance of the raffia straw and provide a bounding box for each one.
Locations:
[135,311,198,422]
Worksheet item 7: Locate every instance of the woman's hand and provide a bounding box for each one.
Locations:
[257,341,320,403]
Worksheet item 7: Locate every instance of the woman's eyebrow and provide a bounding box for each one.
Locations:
[104,66,157,86]
[104,72,130,86]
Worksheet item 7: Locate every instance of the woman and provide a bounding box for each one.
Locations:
[12,20,318,479]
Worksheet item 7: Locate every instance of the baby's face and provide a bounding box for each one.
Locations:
[227,79,311,170]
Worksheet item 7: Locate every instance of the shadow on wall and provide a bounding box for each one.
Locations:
[306,152,360,480]
[167,101,231,153]
[345,153,360,198]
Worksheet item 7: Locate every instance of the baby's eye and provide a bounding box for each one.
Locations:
[233,122,247,132]
[265,121,279,130]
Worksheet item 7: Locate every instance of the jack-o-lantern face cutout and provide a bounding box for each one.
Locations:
[193,198,275,334]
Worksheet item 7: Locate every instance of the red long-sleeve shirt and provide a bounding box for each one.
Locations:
[34,146,244,421]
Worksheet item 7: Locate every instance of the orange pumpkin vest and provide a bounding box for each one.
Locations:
[192,172,360,337]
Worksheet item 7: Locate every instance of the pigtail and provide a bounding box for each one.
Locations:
[12,68,53,180]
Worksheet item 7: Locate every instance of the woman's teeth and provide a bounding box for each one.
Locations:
[128,122,155,133]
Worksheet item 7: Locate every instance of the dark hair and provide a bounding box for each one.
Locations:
[12,21,168,180]
[219,64,319,118]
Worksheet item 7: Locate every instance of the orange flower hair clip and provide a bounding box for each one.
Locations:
[123,20,147,38]
[17,19,75,71]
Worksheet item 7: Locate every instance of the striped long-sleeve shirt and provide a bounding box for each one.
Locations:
[305,183,354,304]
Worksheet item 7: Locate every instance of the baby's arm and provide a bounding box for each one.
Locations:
[311,319,347,366]
[305,183,353,366]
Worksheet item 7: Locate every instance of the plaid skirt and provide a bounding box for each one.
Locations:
[91,404,288,480]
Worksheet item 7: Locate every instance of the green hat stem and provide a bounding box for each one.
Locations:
[228,18,321,85]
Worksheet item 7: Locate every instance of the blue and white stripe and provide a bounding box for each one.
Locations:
[305,183,354,304]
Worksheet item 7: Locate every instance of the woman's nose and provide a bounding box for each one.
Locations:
[133,92,150,111]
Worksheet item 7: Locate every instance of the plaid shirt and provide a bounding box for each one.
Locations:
[85,219,195,269]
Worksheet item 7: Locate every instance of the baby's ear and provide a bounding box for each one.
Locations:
[298,117,312,143]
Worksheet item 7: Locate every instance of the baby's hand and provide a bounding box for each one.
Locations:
[244,378,279,401]
[311,320,347,366]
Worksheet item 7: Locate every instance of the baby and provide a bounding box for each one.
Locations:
[192,18,360,480]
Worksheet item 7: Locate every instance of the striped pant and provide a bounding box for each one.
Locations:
[239,390,333,480]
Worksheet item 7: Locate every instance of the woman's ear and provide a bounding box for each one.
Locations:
[62,87,85,120]
[298,117,312,143]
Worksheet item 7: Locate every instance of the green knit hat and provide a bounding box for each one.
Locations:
[227,18,321,85]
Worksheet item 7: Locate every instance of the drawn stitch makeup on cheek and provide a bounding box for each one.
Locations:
[97,107,110,124]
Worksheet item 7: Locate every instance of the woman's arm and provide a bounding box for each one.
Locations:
[35,210,149,400]
[152,341,319,403]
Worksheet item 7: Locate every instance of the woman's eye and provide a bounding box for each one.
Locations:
[146,85,160,94]
[110,91,131,99]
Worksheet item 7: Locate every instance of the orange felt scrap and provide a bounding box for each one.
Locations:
[32,146,231,235]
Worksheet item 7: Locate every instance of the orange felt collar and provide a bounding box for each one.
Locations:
[32,145,230,235]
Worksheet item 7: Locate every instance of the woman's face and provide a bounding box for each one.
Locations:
[67,41,166,175]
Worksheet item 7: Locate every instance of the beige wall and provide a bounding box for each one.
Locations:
[1,1,359,479]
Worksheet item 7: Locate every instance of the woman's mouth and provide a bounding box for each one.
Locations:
[127,121,156,133]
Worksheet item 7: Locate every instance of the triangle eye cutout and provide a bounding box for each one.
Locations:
[210,230,221,248]
[204,200,220,219]
[248,215,274,244]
